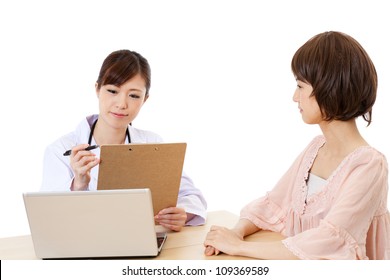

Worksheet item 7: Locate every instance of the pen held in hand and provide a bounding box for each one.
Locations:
[63,145,100,156]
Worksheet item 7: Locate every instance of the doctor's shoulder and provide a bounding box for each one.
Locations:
[129,126,164,143]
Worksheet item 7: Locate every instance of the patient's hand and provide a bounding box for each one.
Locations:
[204,226,244,256]
[155,207,187,231]
[204,245,220,256]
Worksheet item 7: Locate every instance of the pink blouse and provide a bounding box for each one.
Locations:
[240,135,390,259]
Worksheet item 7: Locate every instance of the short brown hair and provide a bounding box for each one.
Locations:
[291,31,377,125]
[96,50,151,96]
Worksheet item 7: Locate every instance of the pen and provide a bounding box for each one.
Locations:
[63,145,100,156]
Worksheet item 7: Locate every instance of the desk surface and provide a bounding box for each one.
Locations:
[0,210,283,260]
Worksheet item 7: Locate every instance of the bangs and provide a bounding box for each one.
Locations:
[101,60,140,87]
[291,41,323,85]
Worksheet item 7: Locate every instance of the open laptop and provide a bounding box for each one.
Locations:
[23,189,167,259]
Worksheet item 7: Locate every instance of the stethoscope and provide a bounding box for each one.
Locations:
[88,119,131,145]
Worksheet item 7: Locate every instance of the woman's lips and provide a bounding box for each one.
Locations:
[111,112,128,118]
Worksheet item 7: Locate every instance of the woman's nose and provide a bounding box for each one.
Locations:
[116,93,128,109]
[292,90,299,102]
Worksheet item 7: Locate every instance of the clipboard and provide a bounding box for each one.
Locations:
[97,143,186,215]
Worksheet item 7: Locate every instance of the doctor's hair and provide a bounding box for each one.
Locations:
[96,49,151,96]
[291,31,377,126]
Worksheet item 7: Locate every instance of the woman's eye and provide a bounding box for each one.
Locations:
[129,94,140,99]
[107,89,117,94]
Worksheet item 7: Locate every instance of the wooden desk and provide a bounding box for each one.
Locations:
[0,210,283,260]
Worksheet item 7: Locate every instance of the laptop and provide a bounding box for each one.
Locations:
[97,143,187,216]
[23,189,167,259]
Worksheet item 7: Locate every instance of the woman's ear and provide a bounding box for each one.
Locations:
[95,83,100,98]
[143,94,149,103]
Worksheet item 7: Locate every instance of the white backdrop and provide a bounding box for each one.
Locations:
[0,0,389,238]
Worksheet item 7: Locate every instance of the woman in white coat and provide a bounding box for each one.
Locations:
[41,50,207,231]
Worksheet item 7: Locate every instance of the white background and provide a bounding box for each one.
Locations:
[0,0,389,238]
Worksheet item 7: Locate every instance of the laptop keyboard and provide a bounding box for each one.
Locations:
[157,236,165,248]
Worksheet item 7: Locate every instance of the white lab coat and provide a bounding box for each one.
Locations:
[41,114,207,225]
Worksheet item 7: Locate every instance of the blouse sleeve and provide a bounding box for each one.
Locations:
[240,146,308,233]
[282,149,388,259]
[177,171,207,226]
[40,138,75,191]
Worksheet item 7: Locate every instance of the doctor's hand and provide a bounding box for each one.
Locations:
[69,144,100,191]
[155,207,189,232]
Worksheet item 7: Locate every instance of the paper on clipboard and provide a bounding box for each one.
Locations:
[97,143,186,215]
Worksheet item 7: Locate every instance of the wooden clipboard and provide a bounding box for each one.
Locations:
[97,143,186,215]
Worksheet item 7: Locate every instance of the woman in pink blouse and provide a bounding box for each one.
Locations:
[204,31,390,259]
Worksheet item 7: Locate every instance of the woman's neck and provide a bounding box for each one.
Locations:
[318,119,369,157]
[93,120,127,145]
